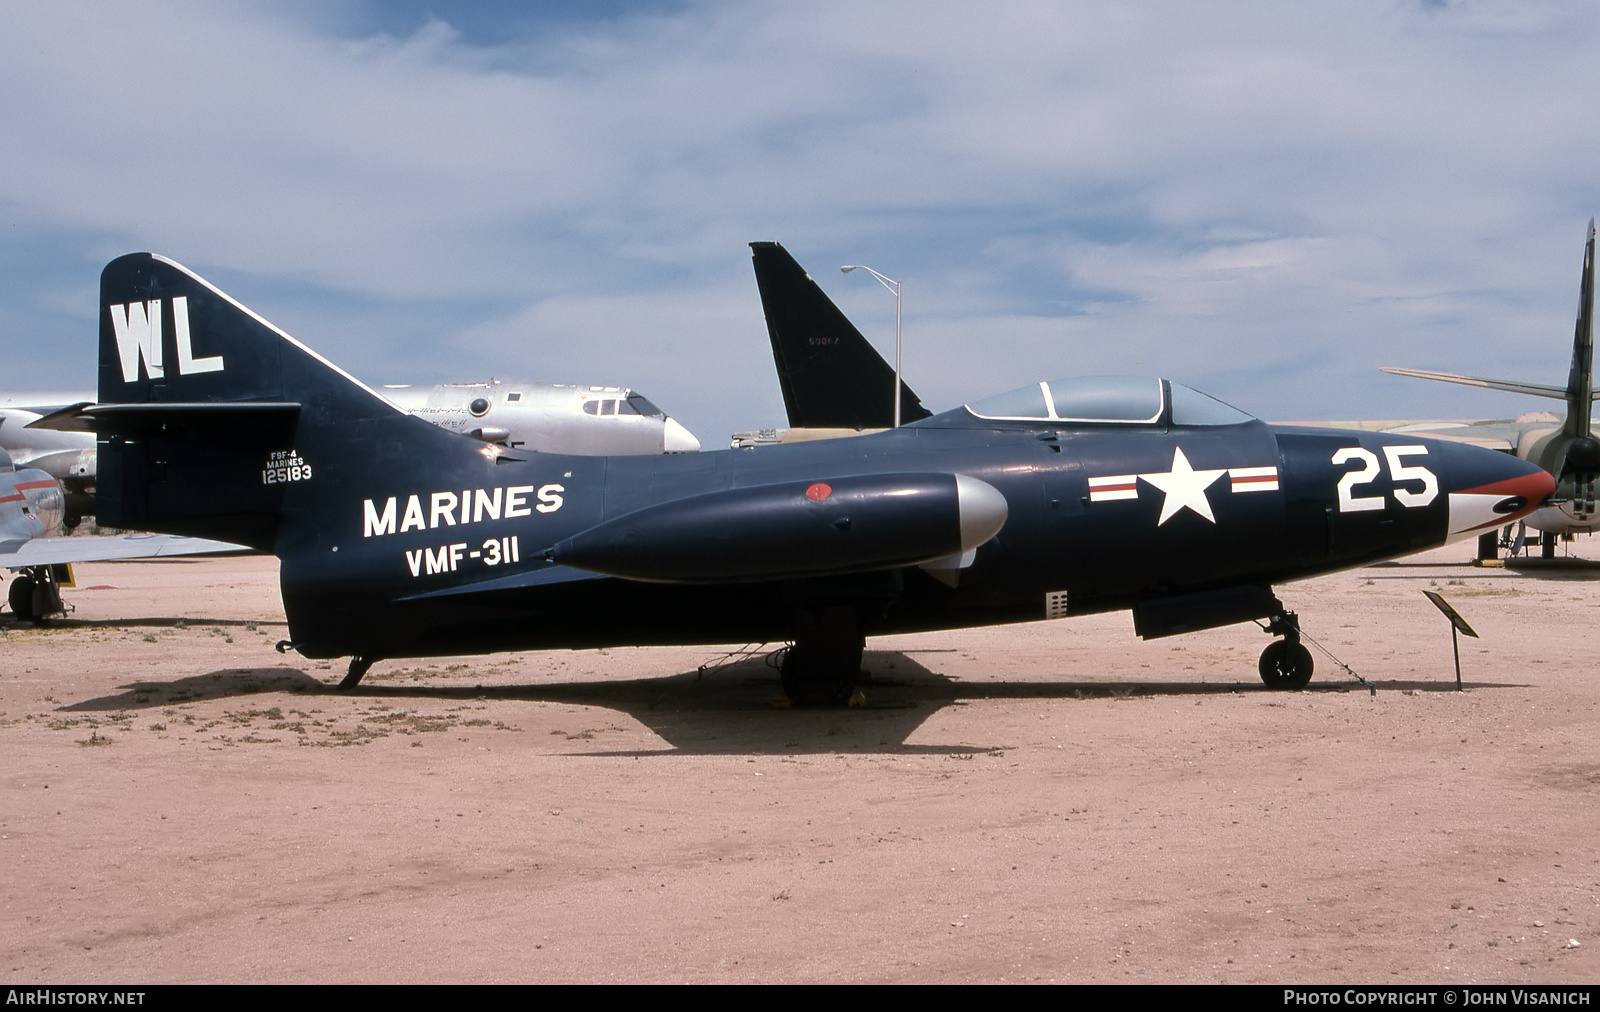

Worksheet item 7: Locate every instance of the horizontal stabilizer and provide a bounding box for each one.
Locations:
[22,402,96,432]
[32,401,300,442]
[1380,367,1588,402]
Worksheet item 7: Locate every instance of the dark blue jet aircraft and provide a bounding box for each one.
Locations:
[58,254,1555,703]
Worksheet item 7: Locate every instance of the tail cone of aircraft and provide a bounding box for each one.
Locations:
[545,472,1007,583]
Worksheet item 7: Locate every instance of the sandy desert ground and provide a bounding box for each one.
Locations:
[2,542,1598,984]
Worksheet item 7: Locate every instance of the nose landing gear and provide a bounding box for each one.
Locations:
[1258,610,1314,690]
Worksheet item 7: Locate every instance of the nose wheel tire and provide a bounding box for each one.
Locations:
[1259,640,1314,690]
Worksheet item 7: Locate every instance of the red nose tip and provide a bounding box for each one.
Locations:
[1460,469,1557,526]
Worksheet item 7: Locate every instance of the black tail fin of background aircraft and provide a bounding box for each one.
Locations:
[750,241,931,429]
[1556,220,1600,492]
[91,253,442,550]
[1563,220,1595,444]
[1380,221,1600,438]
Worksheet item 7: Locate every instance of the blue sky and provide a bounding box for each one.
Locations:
[4,1,1600,442]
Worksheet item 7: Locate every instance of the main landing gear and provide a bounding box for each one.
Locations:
[6,568,65,623]
[1258,610,1314,690]
[1478,522,1566,563]
[780,604,864,706]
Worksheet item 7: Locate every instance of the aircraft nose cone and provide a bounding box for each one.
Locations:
[1443,451,1555,543]
[663,416,700,453]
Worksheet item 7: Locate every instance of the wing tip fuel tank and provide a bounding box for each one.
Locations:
[549,472,1008,583]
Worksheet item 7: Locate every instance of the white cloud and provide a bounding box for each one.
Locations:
[2,1,1600,438]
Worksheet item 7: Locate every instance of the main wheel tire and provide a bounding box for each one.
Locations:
[780,645,856,706]
[1259,640,1314,690]
[8,576,36,621]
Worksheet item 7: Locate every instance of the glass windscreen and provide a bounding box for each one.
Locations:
[1168,382,1253,425]
[964,376,1254,425]
[966,376,1162,423]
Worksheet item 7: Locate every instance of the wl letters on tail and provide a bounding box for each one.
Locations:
[89,254,494,551]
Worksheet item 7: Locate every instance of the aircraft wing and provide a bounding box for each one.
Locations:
[397,562,606,602]
[1,533,248,568]
[1280,419,1520,452]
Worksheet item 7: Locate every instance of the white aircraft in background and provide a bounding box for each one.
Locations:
[380,380,700,456]
[5,380,700,528]
[1,445,237,620]
[1,391,99,527]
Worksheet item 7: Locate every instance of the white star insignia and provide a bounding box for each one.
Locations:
[1139,447,1226,525]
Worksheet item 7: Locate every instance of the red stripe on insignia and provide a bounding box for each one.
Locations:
[1088,474,1139,502]
[1229,466,1279,492]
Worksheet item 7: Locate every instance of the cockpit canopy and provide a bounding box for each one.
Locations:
[960,376,1255,427]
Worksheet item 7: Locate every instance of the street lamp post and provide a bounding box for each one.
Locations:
[840,264,902,428]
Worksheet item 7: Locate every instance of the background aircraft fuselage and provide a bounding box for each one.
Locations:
[382,380,699,455]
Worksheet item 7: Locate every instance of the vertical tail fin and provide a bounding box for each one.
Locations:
[1563,220,1595,442]
[749,241,930,429]
[91,254,423,549]
[1556,222,1600,506]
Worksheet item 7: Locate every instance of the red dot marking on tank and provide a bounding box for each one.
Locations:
[806,482,833,501]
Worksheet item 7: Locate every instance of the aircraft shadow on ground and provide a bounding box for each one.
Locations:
[58,650,1526,756]
[14,615,288,631]
[1503,557,1600,578]
[1368,557,1600,579]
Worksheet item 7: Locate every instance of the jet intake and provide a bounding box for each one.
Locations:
[548,472,1008,583]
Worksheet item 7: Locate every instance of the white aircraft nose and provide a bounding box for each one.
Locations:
[663,416,701,453]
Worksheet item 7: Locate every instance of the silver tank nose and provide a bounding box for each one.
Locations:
[954,473,1009,550]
